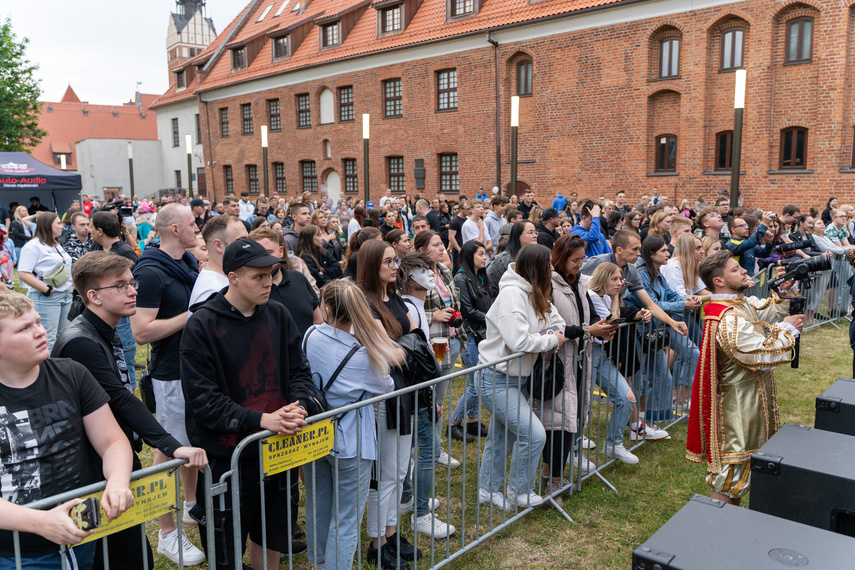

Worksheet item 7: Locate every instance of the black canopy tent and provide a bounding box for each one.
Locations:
[0,152,82,215]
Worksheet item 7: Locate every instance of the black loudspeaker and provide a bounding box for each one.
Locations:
[750,423,855,537]
[815,377,855,437]
[633,494,855,569]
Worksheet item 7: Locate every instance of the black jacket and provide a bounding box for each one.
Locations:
[536,221,559,249]
[8,219,29,246]
[181,291,323,459]
[53,310,181,468]
[301,251,343,287]
[453,271,493,342]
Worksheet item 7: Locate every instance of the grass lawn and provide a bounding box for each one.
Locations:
[134,321,851,569]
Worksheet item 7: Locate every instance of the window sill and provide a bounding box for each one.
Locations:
[384,115,403,119]
[269,128,281,133]
[516,93,533,98]
[783,60,812,66]
[648,75,682,82]
[297,125,312,129]
[436,108,458,113]
[339,119,354,123]
[241,132,255,136]
[840,168,855,174]
[702,170,745,176]
[647,172,679,177]
[718,68,745,74]
[767,169,813,175]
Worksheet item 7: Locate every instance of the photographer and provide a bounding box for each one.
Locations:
[687,250,803,506]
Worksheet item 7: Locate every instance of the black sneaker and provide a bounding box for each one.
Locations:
[279,540,307,558]
[385,532,422,561]
[367,543,410,570]
[467,421,489,437]
[450,424,474,442]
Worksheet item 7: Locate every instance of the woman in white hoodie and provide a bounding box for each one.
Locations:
[477,244,566,510]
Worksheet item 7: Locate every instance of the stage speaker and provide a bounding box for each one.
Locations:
[815,377,855,437]
[633,494,855,569]
[750,423,855,537]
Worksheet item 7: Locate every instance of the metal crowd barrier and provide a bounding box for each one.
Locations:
[13,259,849,569]
[11,458,212,570]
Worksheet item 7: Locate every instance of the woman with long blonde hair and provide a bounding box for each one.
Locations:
[303,280,404,569]
[647,210,672,240]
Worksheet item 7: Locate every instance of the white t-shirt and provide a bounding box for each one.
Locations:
[461,218,483,245]
[188,269,229,313]
[661,258,705,296]
[402,294,433,355]
[379,196,393,208]
[18,240,74,292]
[347,218,362,239]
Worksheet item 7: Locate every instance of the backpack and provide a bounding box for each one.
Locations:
[302,326,364,419]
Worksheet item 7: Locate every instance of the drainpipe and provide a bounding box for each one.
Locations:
[487,31,500,193]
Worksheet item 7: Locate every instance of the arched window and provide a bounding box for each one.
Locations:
[517,60,533,96]
[319,88,334,124]
[785,17,813,64]
[721,28,745,70]
[715,130,734,170]
[659,37,680,78]
[655,134,677,172]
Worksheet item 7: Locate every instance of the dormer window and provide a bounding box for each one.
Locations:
[232,47,247,70]
[175,71,186,89]
[273,35,289,60]
[382,5,401,33]
[449,0,477,18]
[322,23,340,48]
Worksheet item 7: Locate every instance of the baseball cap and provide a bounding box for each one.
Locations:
[542,207,559,221]
[223,239,286,274]
[190,198,205,208]
[366,200,375,208]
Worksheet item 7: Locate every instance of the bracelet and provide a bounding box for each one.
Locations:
[582,322,591,341]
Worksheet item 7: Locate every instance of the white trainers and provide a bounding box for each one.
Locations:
[581,436,596,449]
[505,486,544,509]
[629,422,670,441]
[412,513,456,538]
[477,487,508,511]
[604,443,639,464]
[399,496,415,514]
[157,529,206,566]
[437,451,460,469]
[575,454,597,473]
[182,501,197,525]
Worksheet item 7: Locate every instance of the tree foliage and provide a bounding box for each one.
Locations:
[0,17,46,152]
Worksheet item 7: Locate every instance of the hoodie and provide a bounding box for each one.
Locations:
[180,291,320,459]
[478,263,565,375]
[283,226,299,253]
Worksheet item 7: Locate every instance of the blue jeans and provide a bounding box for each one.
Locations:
[451,333,480,426]
[305,455,372,570]
[591,344,632,446]
[477,367,546,495]
[634,339,673,423]
[0,542,95,570]
[413,336,459,517]
[28,288,72,353]
[116,316,137,389]
[670,328,700,390]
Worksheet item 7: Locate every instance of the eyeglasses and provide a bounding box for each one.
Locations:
[383,257,401,269]
[735,223,749,228]
[93,280,138,293]
[523,230,538,236]
[571,256,588,265]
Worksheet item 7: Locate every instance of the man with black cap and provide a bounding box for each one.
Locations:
[181,238,323,569]
[190,198,210,232]
[536,207,561,249]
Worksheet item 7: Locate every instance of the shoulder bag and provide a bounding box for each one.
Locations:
[527,350,566,402]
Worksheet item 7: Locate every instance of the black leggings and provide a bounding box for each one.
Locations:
[542,430,575,478]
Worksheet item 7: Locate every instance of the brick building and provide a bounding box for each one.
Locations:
[159,0,855,210]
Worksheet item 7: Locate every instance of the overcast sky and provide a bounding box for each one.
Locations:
[4,1,243,104]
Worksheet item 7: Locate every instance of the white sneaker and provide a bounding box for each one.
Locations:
[477,487,508,511]
[437,451,460,469]
[629,423,670,441]
[675,403,690,415]
[412,513,456,538]
[182,501,197,525]
[505,486,544,509]
[157,529,206,566]
[581,436,596,449]
[604,443,639,464]
[401,496,439,513]
[575,454,597,474]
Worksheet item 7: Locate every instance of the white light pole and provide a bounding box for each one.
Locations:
[510,96,520,197]
[363,114,370,204]
[730,69,746,209]
[185,134,194,198]
[261,125,269,198]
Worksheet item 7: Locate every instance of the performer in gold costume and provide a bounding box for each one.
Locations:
[687,250,804,506]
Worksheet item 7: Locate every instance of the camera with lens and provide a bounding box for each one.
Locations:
[449,309,464,328]
[773,241,809,256]
[100,200,134,218]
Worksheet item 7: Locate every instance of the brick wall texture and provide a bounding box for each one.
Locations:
[195,0,855,211]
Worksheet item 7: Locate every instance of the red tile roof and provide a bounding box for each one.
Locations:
[60,86,80,103]
[33,90,159,170]
[195,0,629,92]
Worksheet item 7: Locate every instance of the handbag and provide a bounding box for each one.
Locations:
[42,249,71,288]
[527,350,566,402]
[639,325,671,354]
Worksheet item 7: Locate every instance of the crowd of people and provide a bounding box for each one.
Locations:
[0,185,850,569]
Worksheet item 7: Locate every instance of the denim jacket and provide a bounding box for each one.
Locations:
[625,265,685,326]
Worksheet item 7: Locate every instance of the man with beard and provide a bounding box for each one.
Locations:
[687,250,804,506]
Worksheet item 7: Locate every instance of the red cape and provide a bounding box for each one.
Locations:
[686,301,733,473]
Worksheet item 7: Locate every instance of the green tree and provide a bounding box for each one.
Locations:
[0,17,45,152]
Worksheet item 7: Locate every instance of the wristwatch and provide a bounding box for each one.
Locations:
[43,285,53,297]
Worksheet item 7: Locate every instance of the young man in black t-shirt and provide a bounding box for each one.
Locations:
[0,290,133,569]
[447,199,469,272]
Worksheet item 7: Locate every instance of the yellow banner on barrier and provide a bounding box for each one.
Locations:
[262,420,334,476]
[77,468,177,545]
